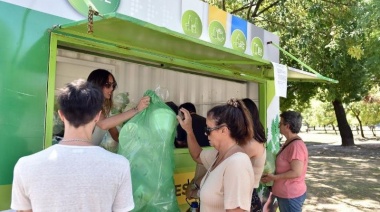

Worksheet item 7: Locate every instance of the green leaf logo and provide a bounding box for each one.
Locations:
[68,0,120,16]
[208,21,226,46]
[231,29,246,53]
[251,37,264,58]
[181,10,203,38]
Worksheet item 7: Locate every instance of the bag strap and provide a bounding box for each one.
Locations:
[276,137,301,156]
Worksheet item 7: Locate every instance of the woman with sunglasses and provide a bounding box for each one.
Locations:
[87,69,150,145]
[178,98,255,212]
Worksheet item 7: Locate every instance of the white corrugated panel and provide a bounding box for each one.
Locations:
[57,49,258,116]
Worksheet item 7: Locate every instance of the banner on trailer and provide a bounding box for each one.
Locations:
[272,62,288,98]
[249,25,265,58]
[181,0,207,39]
[207,5,227,46]
[230,15,248,53]
[4,0,279,60]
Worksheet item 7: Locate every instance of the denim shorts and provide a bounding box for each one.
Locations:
[276,192,306,212]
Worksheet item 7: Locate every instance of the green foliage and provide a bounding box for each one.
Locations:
[279,82,317,112]
[316,102,337,126]
[252,0,376,107]
[302,99,336,127]
[349,101,380,126]
[348,86,380,126]
[360,0,380,80]
[302,107,318,127]
[268,115,280,152]
[209,0,379,144]
[202,0,284,23]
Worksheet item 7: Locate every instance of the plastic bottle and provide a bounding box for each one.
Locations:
[190,201,199,212]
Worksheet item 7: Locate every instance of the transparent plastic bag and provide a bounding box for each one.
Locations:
[99,128,120,153]
[118,90,179,211]
[154,85,169,101]
[110,92,130,116]
[262,151,276,186]
[98,92,130,152]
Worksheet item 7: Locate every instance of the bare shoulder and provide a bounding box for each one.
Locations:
[242,139,265,159]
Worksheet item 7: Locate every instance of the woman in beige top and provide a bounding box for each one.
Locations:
[178,99,255,212]
[242,98,267,212]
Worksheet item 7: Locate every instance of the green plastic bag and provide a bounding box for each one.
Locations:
[118,90,179,212]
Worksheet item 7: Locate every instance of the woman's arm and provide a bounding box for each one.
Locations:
[274,159,303,179]
[226,208,246,212]
[96,96,150,130]
[261,159,304,183]
[177,108,203,164]
[108,127,119,142]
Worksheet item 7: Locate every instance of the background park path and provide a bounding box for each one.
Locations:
[297,131,380,212]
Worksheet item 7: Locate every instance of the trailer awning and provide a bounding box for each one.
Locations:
[52,12,337,83]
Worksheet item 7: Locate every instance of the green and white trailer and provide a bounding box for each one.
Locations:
[0,0,336,211]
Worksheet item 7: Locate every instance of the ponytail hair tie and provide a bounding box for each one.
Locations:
[227,98,239,108]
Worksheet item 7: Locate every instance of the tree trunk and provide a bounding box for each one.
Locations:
[331,124,337,135]
[332,100,355,146]
[370,126,376,137]
[354,114,365,138]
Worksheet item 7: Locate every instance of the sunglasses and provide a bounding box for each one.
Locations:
[205,125,226,136]
[104,81,117,89]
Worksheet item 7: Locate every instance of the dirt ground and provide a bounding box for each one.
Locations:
[297,131,380,212]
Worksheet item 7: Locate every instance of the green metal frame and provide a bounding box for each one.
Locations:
[259,83,267,130]
[51,13,276,83]
[268,42,338,83]
[45,34,58,148]
[52,36,269,83]
[45,12,338,145]
[0,185,12,210]
[45,32,272,146]
[51,12,337,84]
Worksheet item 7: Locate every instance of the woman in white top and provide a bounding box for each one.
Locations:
[87,69,150,145]
[178,98,255,212]
[242,98,267,212]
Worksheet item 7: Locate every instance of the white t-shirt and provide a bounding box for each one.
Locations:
[200,150,254,212]
[11,144,134,212]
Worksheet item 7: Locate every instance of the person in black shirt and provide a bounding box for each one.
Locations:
[176,102,209,147]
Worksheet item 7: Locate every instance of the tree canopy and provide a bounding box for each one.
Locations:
[205,0,380,146]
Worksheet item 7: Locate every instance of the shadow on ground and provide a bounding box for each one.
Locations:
[303,141,380,212]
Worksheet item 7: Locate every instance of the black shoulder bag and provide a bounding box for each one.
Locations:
[276,137,301,156]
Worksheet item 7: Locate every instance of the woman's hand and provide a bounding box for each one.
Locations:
[136,96,150,112]
[261,173,276,183]
[177,108,193,133]
[177,108,203,164]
